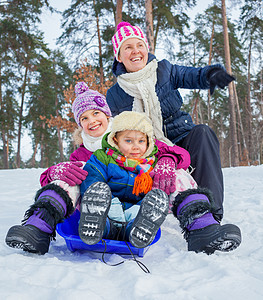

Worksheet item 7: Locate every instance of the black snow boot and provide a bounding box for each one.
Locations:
[129,189,169,248]
[5,184,74,255]
[172,188,241,255]
[5,225,51,255]
[186,223,241,254]
[79,182,112,245]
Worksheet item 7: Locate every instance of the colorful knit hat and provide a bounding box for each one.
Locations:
[112,21,149,59]
[107,111,154,158]
[72,82,112,127]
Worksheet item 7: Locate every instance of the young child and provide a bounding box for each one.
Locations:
[5,82,113,255]
[79,111,171,248]
[79,111,241,253]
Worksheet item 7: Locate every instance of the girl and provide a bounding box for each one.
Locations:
[5,82,113,255]
[78,111,241,254]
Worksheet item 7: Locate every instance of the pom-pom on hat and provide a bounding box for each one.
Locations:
[72,81,112,127]
[112,21,149,59]
[107,111,154,158]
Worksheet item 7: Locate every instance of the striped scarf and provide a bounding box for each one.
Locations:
[105,148,155,196]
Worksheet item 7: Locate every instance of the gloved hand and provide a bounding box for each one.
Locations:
[151,156,177,195]
[207,67,235,95]
[49,161,88,186]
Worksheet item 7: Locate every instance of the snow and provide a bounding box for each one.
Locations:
[1,165,263,299]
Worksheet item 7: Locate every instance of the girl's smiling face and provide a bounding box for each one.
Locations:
[118,38,148,73]
[113,130,148,159]
[80,109,109,137]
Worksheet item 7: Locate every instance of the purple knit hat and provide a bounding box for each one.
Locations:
[72,82,112,127]
[112,22,149,59]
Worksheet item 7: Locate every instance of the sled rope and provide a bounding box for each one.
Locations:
[101,239,150,274]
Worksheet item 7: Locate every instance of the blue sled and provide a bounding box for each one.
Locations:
[56,210,161,257]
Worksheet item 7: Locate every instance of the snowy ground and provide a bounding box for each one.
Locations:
[0,166,263,300]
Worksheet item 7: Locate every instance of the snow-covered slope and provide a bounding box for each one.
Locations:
[0,166,263,299]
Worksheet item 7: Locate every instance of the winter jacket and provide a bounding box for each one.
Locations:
[80,133,191,208]
[106,53,224,144]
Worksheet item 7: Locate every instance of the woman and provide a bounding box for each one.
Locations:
[106,21,236,223]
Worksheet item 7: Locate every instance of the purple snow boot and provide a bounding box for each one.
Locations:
[5,184,74,255]
[172,188,241,255]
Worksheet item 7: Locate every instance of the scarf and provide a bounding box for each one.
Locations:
[81,118,113,152]
[105,148,155,196]
[117,59,173,146]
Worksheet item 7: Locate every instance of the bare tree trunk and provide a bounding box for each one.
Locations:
[192,95,199,124]
[233,84,250,165]
[55,108,64,162]
[53,63,64,162]
[1,130,9,169]
[30,142,38,168]
[154,14,160,50]
[0,61,8,169]
[207,20,215,125]
[40,123,45,168]
[221,0,239,167]
[16,65,28,168]
[246,35,253,159]
[0,60,2,110]
[261,59,263,116]
[145,0,155,54]
[94,0,104,85]
[115,0,123,28]
[113,0,123,85]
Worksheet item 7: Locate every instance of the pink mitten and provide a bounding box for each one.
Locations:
[49,161,88,186]
[151,156,177,195]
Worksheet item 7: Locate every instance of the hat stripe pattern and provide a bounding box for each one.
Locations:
[112,22,149,58]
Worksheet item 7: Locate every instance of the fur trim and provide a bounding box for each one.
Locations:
[107,111,155,158]
[172,188,215,230]
[177,202,211,230]
[72,127,83,146]
[34,183,74,217]
[173,187,214,209]
[22,204,62,238]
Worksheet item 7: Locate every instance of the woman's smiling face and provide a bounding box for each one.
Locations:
[118,38,148,73]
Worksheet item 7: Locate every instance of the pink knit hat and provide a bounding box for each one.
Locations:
[112,22,149,59]
[72,82,112,127]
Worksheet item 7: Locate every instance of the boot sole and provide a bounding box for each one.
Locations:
[129,189,169,248]
[78,182,112,245]
[188,224,242,254]
[5,225,50,255]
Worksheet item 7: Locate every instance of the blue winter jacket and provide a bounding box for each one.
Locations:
[106,53,224,143]
[80,133,159,209]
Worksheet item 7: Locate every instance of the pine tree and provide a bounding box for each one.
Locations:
[0,0,51,168]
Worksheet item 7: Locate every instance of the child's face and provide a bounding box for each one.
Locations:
[80,109,109,137]
[113,130,148,159]
[118,38,148,73]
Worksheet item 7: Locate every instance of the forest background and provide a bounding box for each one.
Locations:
[0,0,262,170]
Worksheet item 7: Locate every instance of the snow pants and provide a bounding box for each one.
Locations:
[177,124,224,221]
